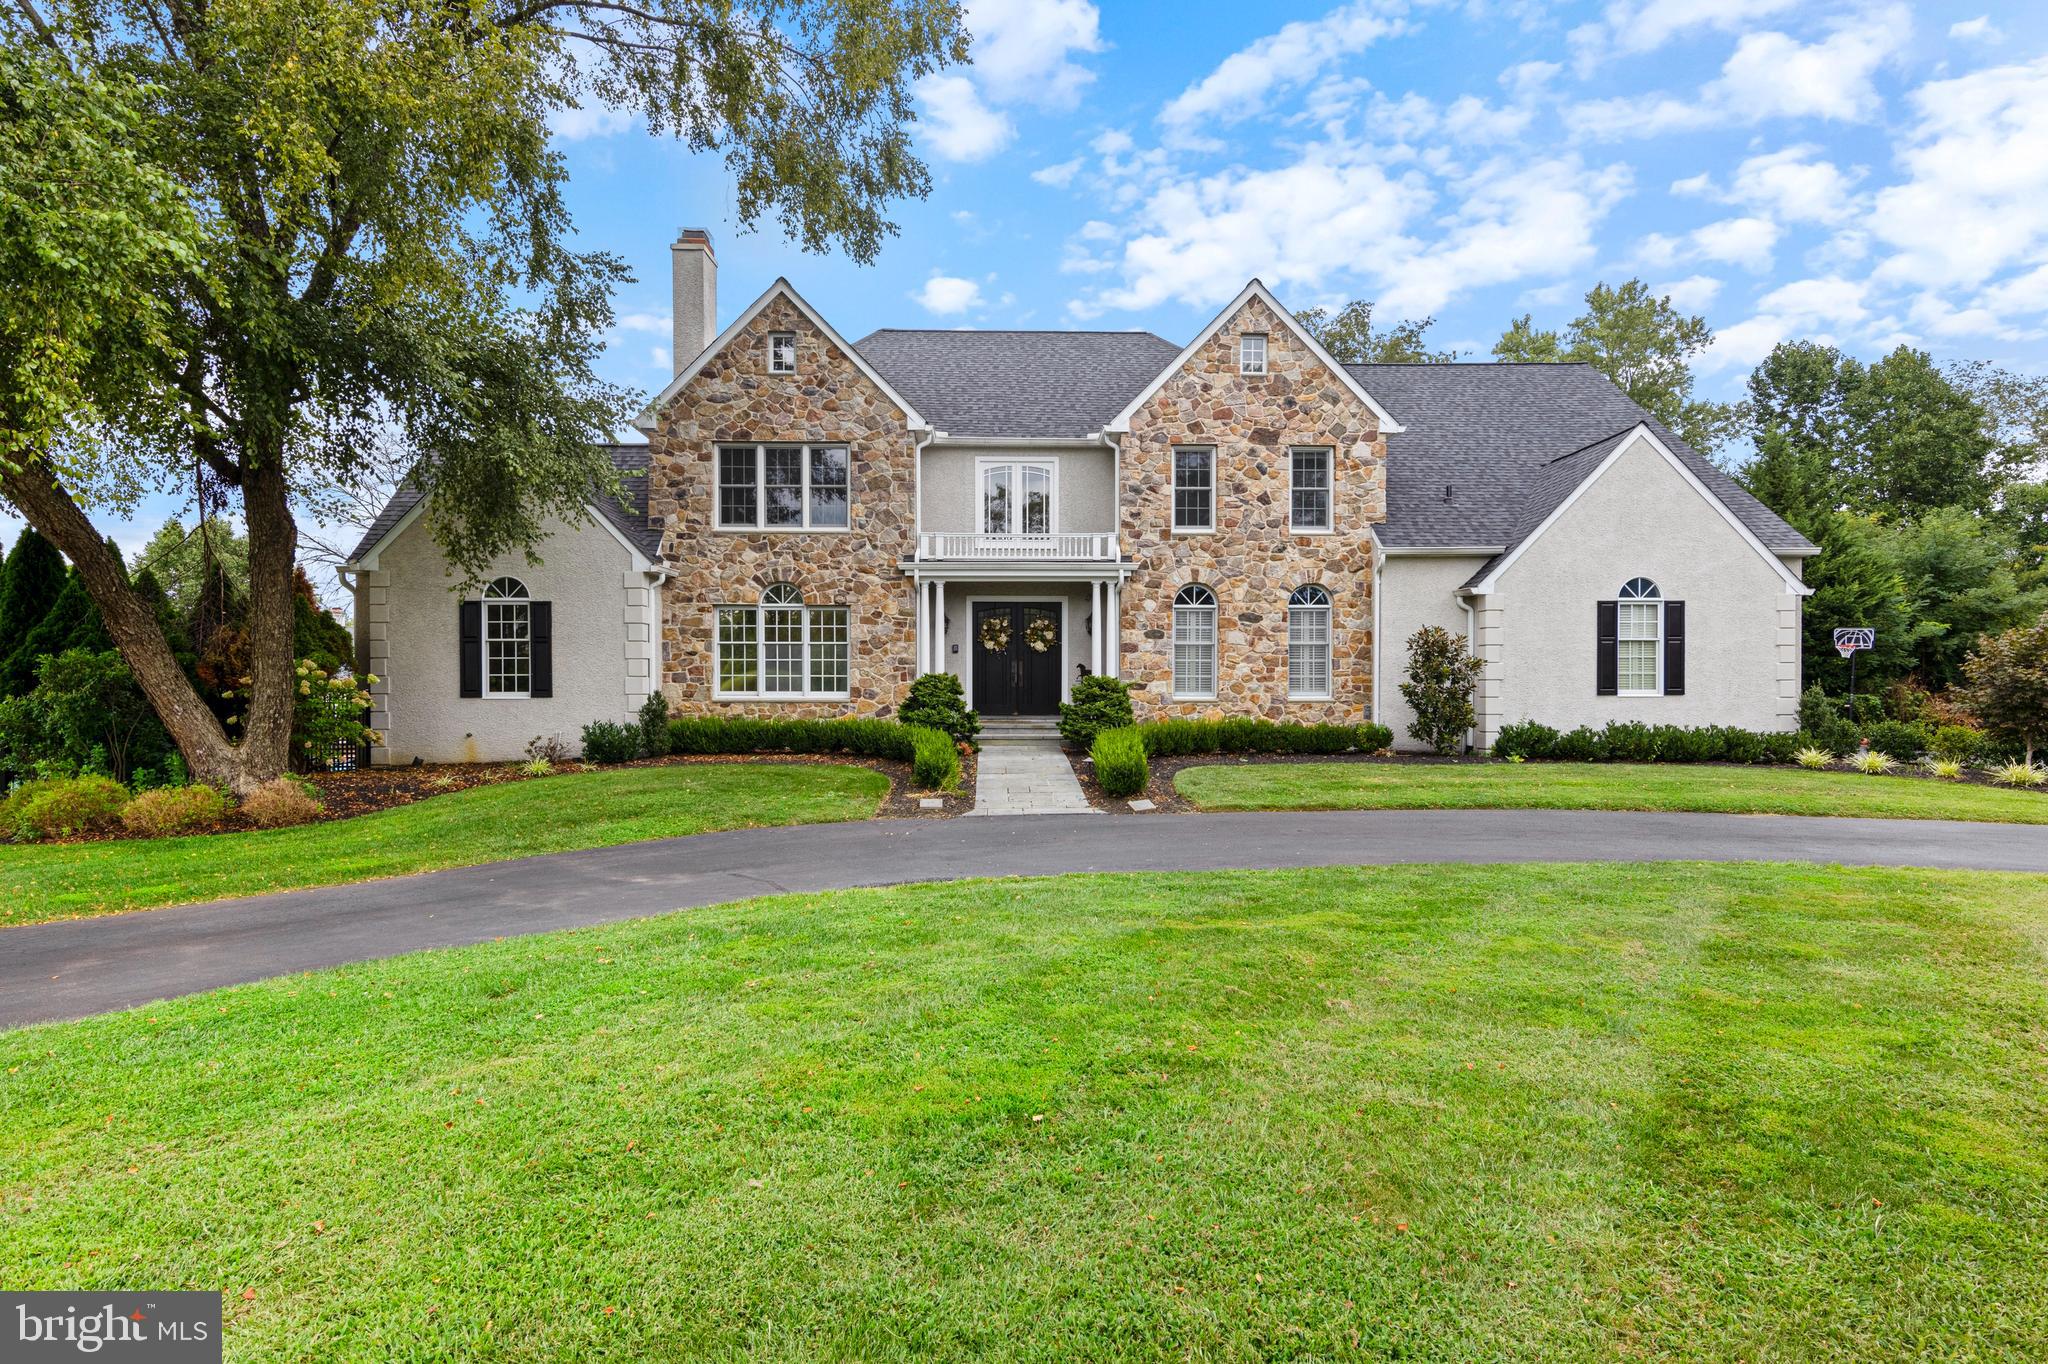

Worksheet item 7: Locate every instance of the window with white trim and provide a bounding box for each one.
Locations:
[716,443,850,530]
[768,332,797,374]
[483,576,531,698]
[1617,577,1661,695]
[1239,333,1267,375]
[716,584,850,698]
[979,460,1055,535]
[1290,448,1332,531]
[1172,448,1214,531]
[1172,583,1218,699]
[1287,584,1332,699]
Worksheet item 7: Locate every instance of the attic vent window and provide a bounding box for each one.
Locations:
[1239,333,1268,375]
[769,332,797,374]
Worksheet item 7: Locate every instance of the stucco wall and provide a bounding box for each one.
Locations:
[362,509,656,764]
[1377,553,1491,751]
[1479,440,1803,745]
[644,291,920,717]
[920,446,1116,534]
[1118,293,1385,722]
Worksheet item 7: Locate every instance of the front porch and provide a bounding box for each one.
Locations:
[904,536,1135,717]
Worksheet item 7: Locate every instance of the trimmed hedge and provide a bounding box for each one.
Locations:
[1137,718,1394,759]
[1091,726,1150,798]
[579,720,642,765]
[660,715,961,791]
[900,673,980,746]
[1,774,129,842]
[1491,720,1802,765]
[909,725,962,791]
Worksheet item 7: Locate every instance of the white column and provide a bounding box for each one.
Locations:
[1106,581,1121,679]
[1090,580,1103,674]
[915,578,929,676]
[928,580,944,674]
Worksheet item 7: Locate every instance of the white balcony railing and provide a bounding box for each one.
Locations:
[915,532,1119,562]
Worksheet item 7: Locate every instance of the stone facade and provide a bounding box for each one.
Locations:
[644,292,920,716]
[1117,295,1386,721]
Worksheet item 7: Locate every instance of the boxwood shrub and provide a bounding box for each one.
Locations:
[1058,675,1135,749]
[1492,719,1802,765]
[908,724,962,791]
[1091,726,1150,798]
[1137,718,1394,758]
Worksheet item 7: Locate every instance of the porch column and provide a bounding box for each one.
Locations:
[928,579,945,674]
[1090,580,1104,674]
[1106,581,1121,679]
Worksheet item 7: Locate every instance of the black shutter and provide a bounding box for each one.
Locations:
[530,601,553,698]
[1595,600,1618,696]
[459,599,482,698]
[1663,600,1685,696]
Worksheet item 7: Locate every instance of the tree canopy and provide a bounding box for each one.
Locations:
[1296,300,1460,364]
[1493,280,1739,456]
[0,0,966,790]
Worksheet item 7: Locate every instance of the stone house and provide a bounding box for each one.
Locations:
[345,231,1816,760]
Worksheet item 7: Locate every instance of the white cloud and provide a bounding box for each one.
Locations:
[1725,146,1864,224]
[1656,274,1722,310]
[614,312,670,335]
[1756,275,1869,327]
[1702,315,1794,372]
[649,345,671,371]
[918,74,1014,161]
[1159,2,1407,134]
[964,0,1105,109]
[1691,215,1780,271]
[912,274,986,315]
[1032,157,1083,188]
[1567,6,1911,140]
[1569,0,1797,74]
[1949,16,1999,42]
[547,102,634,141]
[1871,55,2048,291]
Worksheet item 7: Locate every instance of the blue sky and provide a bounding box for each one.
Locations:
[11,0,2048,596]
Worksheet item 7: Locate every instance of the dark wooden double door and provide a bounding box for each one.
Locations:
[972,602,1062,715]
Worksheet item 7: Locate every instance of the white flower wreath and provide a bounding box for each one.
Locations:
[978,614,1012,652]
[1024,615,1058,653]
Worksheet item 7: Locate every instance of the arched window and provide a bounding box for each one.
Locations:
[1616,578,1662,694]
[1287,584,1332,700]
[483,577,531,697]
[716,584,851,698]
[1172,584,1217,699]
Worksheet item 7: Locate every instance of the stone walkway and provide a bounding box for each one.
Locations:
[968,740,1098,815]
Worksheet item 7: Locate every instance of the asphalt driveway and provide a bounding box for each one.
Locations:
[5,808,2046,1029]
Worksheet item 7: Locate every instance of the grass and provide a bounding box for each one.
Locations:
[0,763,888,926]
[1176,759,2048,823]
[6,863,2048,1361]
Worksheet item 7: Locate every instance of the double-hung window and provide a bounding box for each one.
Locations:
[1616,577,1661,695]
[483,577,531,698]
[980,460,1055,535]
[716,443,850,530]
[1287,584,1332,699]
[1172,448,1215,532]
[716,584,850,698]
[1290,448,1332,532]
[1172,583,1218,699]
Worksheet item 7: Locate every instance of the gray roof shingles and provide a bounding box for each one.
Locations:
[349,337,1814,568]
[345,445,660,565]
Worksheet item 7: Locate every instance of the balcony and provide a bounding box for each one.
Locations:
[914,531,1120,562]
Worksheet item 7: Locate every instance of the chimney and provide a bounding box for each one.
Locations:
[671,228,715,375]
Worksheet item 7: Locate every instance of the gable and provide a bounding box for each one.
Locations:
[1106,280,1403,435]
[1466,427,1809,597]
[633,279,925,434]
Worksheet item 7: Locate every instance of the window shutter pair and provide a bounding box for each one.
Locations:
[1593,600,1684,696]
[457,599,553,697]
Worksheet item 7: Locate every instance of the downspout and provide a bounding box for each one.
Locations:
[1461,593,1478,756]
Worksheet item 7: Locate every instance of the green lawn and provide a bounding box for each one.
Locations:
[1176,759,2048,822]
[6,863,2047,1361]
[0,763,888,925]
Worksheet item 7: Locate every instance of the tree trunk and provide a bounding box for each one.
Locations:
[0,456,276,793]
[237,449,299,785]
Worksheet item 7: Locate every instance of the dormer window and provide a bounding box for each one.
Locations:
[768,332,797,374]
[1239,333,1268,375]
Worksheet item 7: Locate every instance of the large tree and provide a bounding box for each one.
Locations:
[0,525,65,694]
[1492,279,1740,456]
[1296,299,1460,364]
[0,1,965,792]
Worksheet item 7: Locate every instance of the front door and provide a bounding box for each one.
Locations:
[972,602,1063,715]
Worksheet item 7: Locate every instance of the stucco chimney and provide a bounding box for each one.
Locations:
[671,228,715,375]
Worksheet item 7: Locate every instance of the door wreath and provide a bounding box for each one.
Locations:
[978,614,1012,653]
[1024,616,1058,653]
